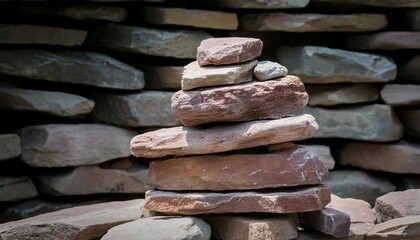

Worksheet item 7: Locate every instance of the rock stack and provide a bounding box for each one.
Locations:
[130,37,331,238]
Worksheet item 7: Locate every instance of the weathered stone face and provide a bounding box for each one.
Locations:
[375,189,420,223]
[380,84,420,106]
[0,176,38,202]
[253,61,288,80]
[306,84,379,106]
[347,31,420,50]
[311,0,420,7]
[367,216,420,240]
[0,134,21,161]
[213,0,310,9]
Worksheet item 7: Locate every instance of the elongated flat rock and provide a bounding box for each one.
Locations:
[312,0,420,7]
[277,46,396,83]
[381,84,420,106]
[0,49,144,90]
[0,176,38,202]
[19,124,136,167]
[92,91,180,127]
[138,65,182,90]
[88,23,212,59]
[197,37,263,66]
[181,60,257,90]
[399,109,420,138]
[149,145,328,191]
[399,55,420,82]
[145,185,331,215]
[367,216,420,240]
[0,87,94,117]
[306,84,379,106]
[375,189,420,223]
[131,114,318,158]
[240,13,387,32]
[172,76,308,126]
[211,0,309,9]
[297,105,403,141]
[0,134,20,161]
[347,31,420,50]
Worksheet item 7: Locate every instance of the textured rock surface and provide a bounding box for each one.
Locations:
[306,84,379,106]
[149,145,328,191]
[101,217,211,240]
[145,185,331,215]
[0,24,87,46]
[131,114,318,158]
[138,65,183,90]
[367,215,420,240]
[399,109,420,138]
[172,76,308,126]
[375,189,420,223]
[0,87,94,117]
[254,61,288,80]
[92,91,180,127]
[347,31,420,50]
[0,176,38,202]
[214,0,310,9]
[0,49,144,90]
[19,124,136,167]
[277,46,396,83]
[312,0,420,7]
[399,55,420,82]
[181,60,257,90]
[240,13,387,32]
[196,37,262,66]
[88,23,212,59]
[0,199,152,240]
[339,141,420,174]
[0,134,21,161]
[206,214,299,240]
[381,84,420,106]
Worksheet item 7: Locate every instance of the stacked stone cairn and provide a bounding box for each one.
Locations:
[130,37,331,239]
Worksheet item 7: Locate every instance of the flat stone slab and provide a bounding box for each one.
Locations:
[19,124,136,167]
[381,84,420,106]
[211,0,309,9]
[375,189,420,223]
[347,31,420,50]
[172,76,308,126]
[312,0,420,7]
[102,217,211,240]
[197,37,262,66]
[149,145,328,191]
[399,109,420,138]
[0,49,144,90]
[92,91,180,127]
[339,141,420,174]
[181,60,257,90]
[0,87,94,117]
[0,24,86,46]
[138,65,182,90]
[0,176,38,202]
[88,23,212,59]
[0,199,153,240]
[131,114,318,158]
[254,61,288,80]
[240,13,387,32]
[306,84,379,106]
[367,215,420,240]
[145,185,331,215]
[399,55,420,82]
[0,134,21,161]
[277,46,396,83]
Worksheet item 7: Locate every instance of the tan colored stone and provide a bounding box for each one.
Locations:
[254,61,288,80]
[0,134,20,161]
[347,31,420,50]
[399,55,420,82]
[312,0,420,7]
[172,76,308,126]
[211,0,310,9]
[137,65,182,90]
[240,13,387,32]
[367,216,420,240]
[399,108,420,138]
[181,60,257,90]
[145,185,331,215]
[307,84,379,106]
[375,189,420,223]
[381,84,420,106]
[0,176,38,202]
[131,114,318,158]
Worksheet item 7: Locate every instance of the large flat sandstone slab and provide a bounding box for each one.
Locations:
[210,0,310,9]
[306,84,379,106]
[347,31,420,50]
[131,114,318,158]
[145,185,331,215]
[367,216,420,240]
[172,76,308,126]
[380,84,420,106]
[375,189,420,223]
[0,134,21,161]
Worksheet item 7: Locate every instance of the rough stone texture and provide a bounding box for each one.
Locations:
[0,134,21,161]
[367,216,420,240]
[254,61,288,80]
[306,84,379,106]
[19,124,136,167]
[145,185,331,215]
[0,199,153,240]
[0,49,144,90]
[196,37,263,66]
[138,65,182,90]
[0,87,94,117]
[312,0,420,7]
[277,46,396,84]
[140,7,238,30]
[88,23,212,59]
[131,114,318,158]
[339,141,420,174]
[0,24,86,46]
[405,9,420,31]
[213,0,310,9]
[381,84,420,106]
[172,76,308,126]
[149,145,328,191]
[399,108,420,138]
[324,170,396,206]
[101,217,211,240]
[240,13,387,32]
[297,105,403,141]
[37,158,153,195]
[399,55,420,82]
[347,31,420,50]
[0,176,38,202]
[92,91,180,127]
[206,214,299,240]
[181,60,257,90]
[375,189,420,223]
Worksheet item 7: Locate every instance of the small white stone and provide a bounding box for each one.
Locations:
[254,61,288,81]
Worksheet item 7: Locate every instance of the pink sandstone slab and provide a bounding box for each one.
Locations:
[375,189,420,223]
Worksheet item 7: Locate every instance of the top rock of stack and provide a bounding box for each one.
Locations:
[197,37,263,66]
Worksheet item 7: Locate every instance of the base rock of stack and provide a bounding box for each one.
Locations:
[172,75,308,126]
[145,185,331,215]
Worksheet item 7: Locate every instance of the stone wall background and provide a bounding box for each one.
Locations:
[0,0,419,222]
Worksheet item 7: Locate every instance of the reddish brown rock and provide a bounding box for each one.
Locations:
[300,206,350,237]
[347,31,420,50]
[149,145,328,191]
[375,189,420,223]
[367,216,420,240]
[197,37,263,66]
[131,114,318,158]
[381,84,420,106]
[172,76,308,126]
